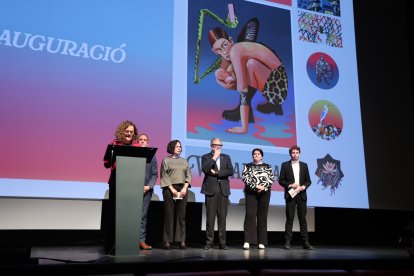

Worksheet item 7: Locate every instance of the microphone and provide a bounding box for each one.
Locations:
[110,138,122,165]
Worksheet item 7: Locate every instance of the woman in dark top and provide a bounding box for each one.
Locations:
[102,120,140,254]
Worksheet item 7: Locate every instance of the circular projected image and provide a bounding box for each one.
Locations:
[309,100,343,140]
[306,52,339,89]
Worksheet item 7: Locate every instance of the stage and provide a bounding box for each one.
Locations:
[1,203,414,274]
[2,243,413,275]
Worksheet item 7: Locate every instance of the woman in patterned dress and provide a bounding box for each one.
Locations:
[242,148,275,249]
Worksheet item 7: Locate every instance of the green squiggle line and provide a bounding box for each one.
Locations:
[193,8,238,84]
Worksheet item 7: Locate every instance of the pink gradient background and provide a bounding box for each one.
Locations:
[0,3,173,183]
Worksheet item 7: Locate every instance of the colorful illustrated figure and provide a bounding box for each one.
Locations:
[298,0,340,16]
[306,51,338,89]
[319,104,329,123]
[329,0,340,16]
[315,154,344,195]
[315,54,333,84]
[208,19,288,134]
[298,11,342,48]
[308,100,343,141]
[193,4,288,134]
[308,0,321,12]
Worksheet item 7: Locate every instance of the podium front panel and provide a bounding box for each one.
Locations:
[115,156,145,256]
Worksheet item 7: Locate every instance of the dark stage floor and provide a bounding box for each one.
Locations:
[2,244,414,275]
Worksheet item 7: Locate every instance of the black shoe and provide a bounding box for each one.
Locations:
[180,242,187,250]
[257,102,284,116]
[222,104,255,123]
[222,88,256,123]
[163,243,171,250]
[303,242,314,250]
[283,242,291,250]
[219,244,228,250]
[222,104,242,122]
[204,244,211,250]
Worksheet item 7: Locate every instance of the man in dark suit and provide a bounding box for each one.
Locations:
[279,145,314,250]
[201,137,234,250]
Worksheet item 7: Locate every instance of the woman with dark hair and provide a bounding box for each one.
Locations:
[242,148,274,250]
[160,140,192,250]
[102,120,140,254]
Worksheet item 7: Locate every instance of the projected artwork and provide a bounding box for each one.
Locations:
[298,0,341,17]
[315,154,344,195]
[308,100,343,140]
[187,1,296,147]
[306,52,339,89]
[1,0,369,209]
[298,11,342,47]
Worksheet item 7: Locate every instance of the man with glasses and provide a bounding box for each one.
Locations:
[201,137,234,250]
[137,134,158,250]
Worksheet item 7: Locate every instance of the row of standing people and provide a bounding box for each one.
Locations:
[103,120,314,254]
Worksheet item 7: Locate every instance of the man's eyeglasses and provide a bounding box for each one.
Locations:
[211,144,223,147]
[139,138,148,141]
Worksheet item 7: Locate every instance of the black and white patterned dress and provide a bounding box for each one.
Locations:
[242,162,275,192]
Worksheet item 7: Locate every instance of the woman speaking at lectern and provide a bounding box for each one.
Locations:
[102,120,140,254]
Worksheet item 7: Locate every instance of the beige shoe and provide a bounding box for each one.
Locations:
[243,242,250,250]
[258,244,265,249]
